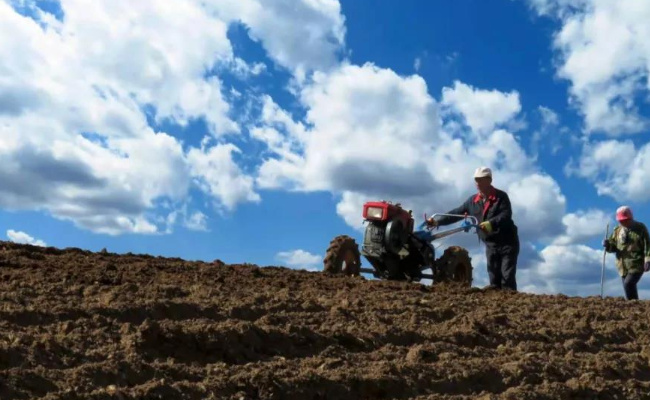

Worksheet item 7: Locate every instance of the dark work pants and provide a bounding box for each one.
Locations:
[622,272,643,300]
[485,241,519,291]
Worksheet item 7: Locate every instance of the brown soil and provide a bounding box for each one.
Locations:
[2,240,650,399]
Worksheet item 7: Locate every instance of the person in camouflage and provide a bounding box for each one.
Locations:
[602,206,650,300]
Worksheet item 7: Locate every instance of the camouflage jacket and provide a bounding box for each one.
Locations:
[604,221,650,276]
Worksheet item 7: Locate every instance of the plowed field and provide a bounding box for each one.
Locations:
[2,241,650,399]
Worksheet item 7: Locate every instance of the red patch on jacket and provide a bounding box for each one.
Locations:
[474,187,497,218]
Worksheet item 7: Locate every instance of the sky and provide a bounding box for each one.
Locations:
[2,0,650,298]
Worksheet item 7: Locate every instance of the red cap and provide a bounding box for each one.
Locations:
[616,206,633,221]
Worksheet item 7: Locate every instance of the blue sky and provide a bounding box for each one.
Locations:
[2,0,650,297]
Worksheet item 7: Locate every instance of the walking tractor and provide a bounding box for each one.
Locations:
[323,200,479,285]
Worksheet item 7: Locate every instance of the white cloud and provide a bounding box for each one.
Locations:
[187,143,260,211]
[0,125,193,235]
[530,0,650,135]
[567,139,650,202]
[526,0,589,18]
[530,105,572,156]
[552,209,611,245]
[335,192,370,231]
[7,229,46,247]
[440,80,522,133]
[48,0,238,135]
[257,63,441,195]
[0,0,345,234]
[506,174,567,242]
[538,106,559,126]
[0,1,240,234]
[207,0,346,81]
[276,249,322,270]
[184,211,209,232]
[162,204,210,233]
[531,106,582,158]
[250,95,308,184]
[414,57,422,72]
[522,243,614,296]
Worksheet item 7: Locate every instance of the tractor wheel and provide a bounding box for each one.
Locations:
[435,245,473,286]
[323,235,361,276]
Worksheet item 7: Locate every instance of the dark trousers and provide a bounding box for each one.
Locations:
[622,272,643,300]
[485,241,519,291]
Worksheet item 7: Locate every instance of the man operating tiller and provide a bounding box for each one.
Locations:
[426,167,520,291]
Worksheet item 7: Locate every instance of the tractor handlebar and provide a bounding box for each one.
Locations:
[414,213,479,243]
[419,213,479,231]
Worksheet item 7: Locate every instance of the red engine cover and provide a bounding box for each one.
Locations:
[362,201,414,233]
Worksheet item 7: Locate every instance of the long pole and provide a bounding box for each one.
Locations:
[601,222,610,298]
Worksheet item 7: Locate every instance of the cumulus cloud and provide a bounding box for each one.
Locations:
[536,244,602,281]
[184,211,209,232]
[441,81,522,133]
[552,209,611,246]
[256,63,441,196]
[567,140,650,202]
[162,204,211,234]
[530,105,572,156]
[187,143,261,211]
[529,0,650,135]
[538,106,559,126]
[528,0,650,204]
[526,0,589,18]
[206,0,346,81]
[276,249,322,270]
[6,229,47,247]
[0,1,238,234]
[0,0,345,235]
[518,243,623,297]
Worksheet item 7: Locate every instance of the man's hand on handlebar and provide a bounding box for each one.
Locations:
[425,217,438,228]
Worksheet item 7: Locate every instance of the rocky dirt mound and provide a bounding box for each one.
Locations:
[2,241,650,399]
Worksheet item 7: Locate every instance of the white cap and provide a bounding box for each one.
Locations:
[473,166,492,178]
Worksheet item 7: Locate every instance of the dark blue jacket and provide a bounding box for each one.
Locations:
[435,187,519,247]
